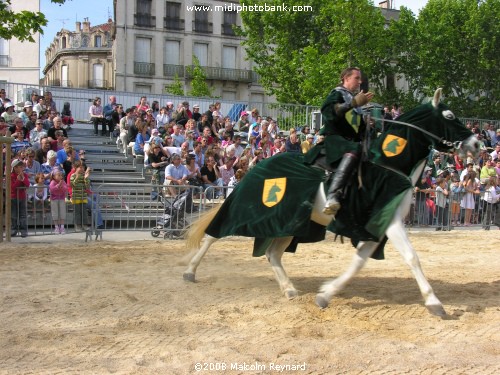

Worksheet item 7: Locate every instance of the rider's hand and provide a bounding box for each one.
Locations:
[352,91,374,108]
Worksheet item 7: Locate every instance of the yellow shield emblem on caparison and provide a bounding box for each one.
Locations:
[382,134,407,157]
[262,178,287,208]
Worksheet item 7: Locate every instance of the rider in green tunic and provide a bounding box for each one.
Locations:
[305,67,375,215]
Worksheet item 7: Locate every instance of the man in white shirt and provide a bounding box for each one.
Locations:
[164,153,188,196]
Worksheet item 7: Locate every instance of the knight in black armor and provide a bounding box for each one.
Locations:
[304,67,374,215]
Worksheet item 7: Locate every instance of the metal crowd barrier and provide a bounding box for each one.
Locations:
[6,184,499,240]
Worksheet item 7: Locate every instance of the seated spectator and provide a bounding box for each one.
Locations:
[50,130,66,151]
[148,144,169,200]
[35,137,51,164]
[219,156,236,188]
[133,120,150,156]
[185,154,202,187]
[61,102,74,129]
[2,102,18,125]
[33,97,48,120]
[89,97,106,136]
[227,168,246,196]
[8,117,29,140]
[30,119,48,147]
[201,155,224,199]
[24,148,42,185]
[164,153,188,196]
[285,132,301,153]
[47,116,68,141]
[301,133,315,153]
[19,101,34,126]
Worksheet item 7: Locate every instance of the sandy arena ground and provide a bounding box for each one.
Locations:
[0,230,498,374]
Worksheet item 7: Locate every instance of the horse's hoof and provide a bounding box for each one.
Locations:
[183,272,196,282]
[285,289,298,300]
[315,295,329,309]
[426,304,447,317]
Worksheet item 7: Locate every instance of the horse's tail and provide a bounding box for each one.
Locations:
[185,205,221,249]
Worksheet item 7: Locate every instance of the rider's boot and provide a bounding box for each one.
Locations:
[323,153,358,215]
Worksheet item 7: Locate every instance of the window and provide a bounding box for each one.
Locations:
[137,0,152,13]
[193,5,212,33]
[0,38,8,66]
[165,2,183,30]
[164,40,180,65]
[222,46,236,69]
[93,64,104,87]
[135,0,155,27]
[95,35,102,47]
[135,37,151,63]
[193,43,208,66]
[386,74,395,90]
[222,11,237,35]
[61,65,68,87]
[61,36,67,49]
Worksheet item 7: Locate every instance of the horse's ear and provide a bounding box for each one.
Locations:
[432,88,442,108]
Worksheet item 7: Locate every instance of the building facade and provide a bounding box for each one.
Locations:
[0,0,41,88]
[112,0,267,103]
[42,19,114,90]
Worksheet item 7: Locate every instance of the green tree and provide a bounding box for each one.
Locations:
[0,0,67,42]
[186,56,214,97]
[237,0,392,105]
[389,0,500,118]
[164,74,184,96]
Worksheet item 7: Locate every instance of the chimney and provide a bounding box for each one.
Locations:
[75,21,81,32]
[83,18,90,32]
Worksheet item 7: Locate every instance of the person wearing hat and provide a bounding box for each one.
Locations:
[192,104,201,122]
[10,159,30,237]
[18,101,34,126]
[301,133,315,154]
[1,101,17,125]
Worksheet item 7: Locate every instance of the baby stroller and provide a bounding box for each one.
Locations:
[151,188,195,239]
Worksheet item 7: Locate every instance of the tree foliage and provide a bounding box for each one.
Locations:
[0,0,67,42]
[186,56,214,98]
[164,74,185,96]
[239,0,499,117]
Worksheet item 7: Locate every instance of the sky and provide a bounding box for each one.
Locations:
[38,0,429,77]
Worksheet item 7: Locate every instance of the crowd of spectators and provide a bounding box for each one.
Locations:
[2,89,500,235]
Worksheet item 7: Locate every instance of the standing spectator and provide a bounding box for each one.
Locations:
[481,176,499,230]
[49,169,68,234]
[10,159,30,237]
[136,96,149,112]
[435,177,450,231]
[103,95,117,136]
[450,177,463,226]
[89,97,106,136]
[69,160,91,231]
[460,171,480,226]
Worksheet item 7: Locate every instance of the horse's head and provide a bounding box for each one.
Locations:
[397,88,480,159]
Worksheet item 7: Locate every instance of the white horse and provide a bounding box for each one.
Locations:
[183,89,480,317]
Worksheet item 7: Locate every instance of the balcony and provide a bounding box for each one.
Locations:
[0,55,8,66]
[192,20,213,34]
[134,13,156,28]
[88,79,108,89]
[134,62,155,76]
[221,23,236,36]
[46,79,73,88]
[185,66,259,83]
[164,17,184,31]
[163,64,185,77]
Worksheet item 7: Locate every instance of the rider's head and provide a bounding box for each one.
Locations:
[340,67,362,92]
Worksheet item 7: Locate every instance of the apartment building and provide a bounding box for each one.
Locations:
[42,19,114,89]
[113,0,267,103]
[0,0,41,87]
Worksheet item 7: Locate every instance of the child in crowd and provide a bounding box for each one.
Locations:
[31,172,48,217]
[481,176,499,230]
[49,169,68,234]
[10,159,30,237]
[69,160,91,231]
[227,168,246,197]
[450,178,462,226]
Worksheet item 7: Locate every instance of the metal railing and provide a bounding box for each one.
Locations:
[192,20,213,33]
[134,14,156,28]
[163,17,184,30]
[134,62,155,76]
[7,183,498,240]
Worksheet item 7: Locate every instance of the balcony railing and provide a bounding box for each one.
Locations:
[88,79,108,89]
[134,62,155,76]
[164,17,185,30]
[134,13,156,28]
[221,23,236,36]
[187,66,259,83]
[163,64,185,77]
[0,55,8,66]
[192,20,213,34]
[46,79,73,88]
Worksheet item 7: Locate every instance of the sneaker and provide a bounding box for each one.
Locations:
[60,227,66,235]
[21,233,28,238]
[54,226,60,234]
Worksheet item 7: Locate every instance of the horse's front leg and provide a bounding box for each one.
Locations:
[386,219,446,317]
[316,241,378,308]
[265,237,297,299]
[183,235,218,282]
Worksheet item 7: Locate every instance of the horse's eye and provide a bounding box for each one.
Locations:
[442,110,455,120]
